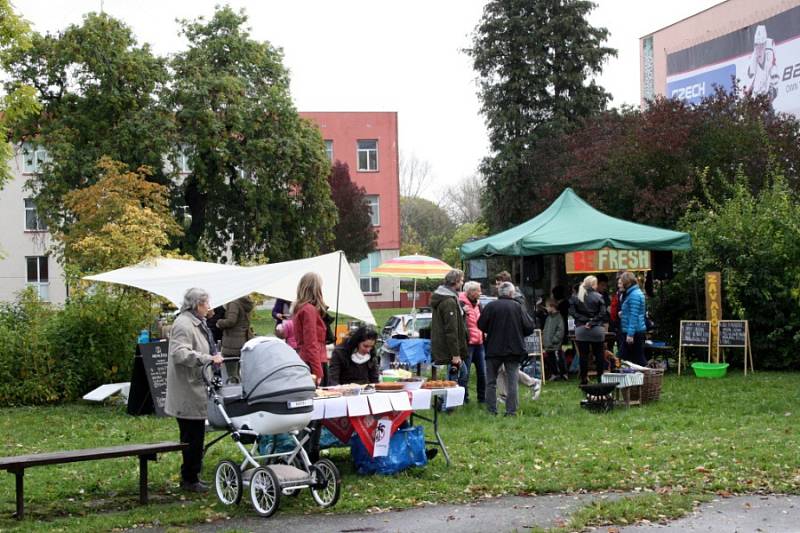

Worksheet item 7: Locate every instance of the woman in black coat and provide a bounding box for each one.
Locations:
[328,326,380,385]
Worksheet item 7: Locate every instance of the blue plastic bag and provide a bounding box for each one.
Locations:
[350,425,427,475]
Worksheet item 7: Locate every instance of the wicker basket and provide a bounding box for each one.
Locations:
[640,367,664,403]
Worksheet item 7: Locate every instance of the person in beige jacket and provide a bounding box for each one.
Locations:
[165,287,223,493]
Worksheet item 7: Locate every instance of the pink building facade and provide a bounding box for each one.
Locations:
[640,0,800,117]
[300,111,402,308]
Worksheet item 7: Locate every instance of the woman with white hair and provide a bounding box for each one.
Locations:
[569,275,608,385]
[165,287,224,493]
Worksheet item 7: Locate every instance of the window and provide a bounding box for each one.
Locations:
[324,140,333,163]
[365,195,380,226]
[22,143,49,174]
[26,256,49,301]
[177,145,191,174]
[357,140,378,171]
[359,251,382,293]
[24,198,47,231]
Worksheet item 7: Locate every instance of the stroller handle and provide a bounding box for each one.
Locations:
[201,356,240,387]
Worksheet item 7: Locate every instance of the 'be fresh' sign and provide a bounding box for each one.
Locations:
[565,248,651,274]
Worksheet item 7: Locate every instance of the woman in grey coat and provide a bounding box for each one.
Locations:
[165,287,224,493]
[569,276,608,385]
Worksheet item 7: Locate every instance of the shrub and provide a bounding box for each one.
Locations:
[0,288,154,405]
[653,167,800,369]
[48,290,153,398]
[0,288,65,405]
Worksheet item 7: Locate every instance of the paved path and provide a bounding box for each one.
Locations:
[150,493,800,532]
[189,492,624,532]
[617,494,799,532]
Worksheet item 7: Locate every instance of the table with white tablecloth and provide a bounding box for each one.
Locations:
[312,387,465,465]
[601,372,644,407]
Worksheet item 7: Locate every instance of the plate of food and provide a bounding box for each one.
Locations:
[421,380,458,389]
[399,377,426,390]
[314,389,342,399]
[374,382,405,392]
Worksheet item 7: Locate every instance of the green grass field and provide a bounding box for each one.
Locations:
[0,308,798,531]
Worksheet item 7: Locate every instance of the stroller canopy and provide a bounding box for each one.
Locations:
[241,337,316,404]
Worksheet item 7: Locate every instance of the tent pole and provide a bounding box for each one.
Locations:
[334,251,342,336]
[411,278,417,332]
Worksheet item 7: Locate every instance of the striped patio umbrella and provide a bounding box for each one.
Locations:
[371,254,454,317]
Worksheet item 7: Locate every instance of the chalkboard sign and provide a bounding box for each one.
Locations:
[680,321,711,347]
[718,320,746,347]
[524,329,543,355]
[127,341,169,417]
[139,341,169,416]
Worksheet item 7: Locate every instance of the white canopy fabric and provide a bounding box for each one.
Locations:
[83,251,376,324]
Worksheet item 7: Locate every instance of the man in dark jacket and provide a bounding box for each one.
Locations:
[431,269,467,381]
[478,282,535,416]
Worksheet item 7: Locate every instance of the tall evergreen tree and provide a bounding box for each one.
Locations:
[326,161,377,262]
[466,0,616,230]
[170,6,336,262]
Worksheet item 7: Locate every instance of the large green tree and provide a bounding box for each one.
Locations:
[170,6,336,262]
[466,0,615,231]
[400,197,455,259]
[3,12,174,231]
[0,0,40,192]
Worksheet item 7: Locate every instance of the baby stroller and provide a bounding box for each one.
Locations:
[204,337,341,517]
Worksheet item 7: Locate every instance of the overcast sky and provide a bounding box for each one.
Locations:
[11,0,722,199]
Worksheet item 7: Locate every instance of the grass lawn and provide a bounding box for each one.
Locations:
[1,310,798,531]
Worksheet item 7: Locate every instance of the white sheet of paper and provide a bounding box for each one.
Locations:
[310,398,325,420]
[389,392,412,411]
[444,387,465,408]
[323,396,348,419]
[368,393,393,414]
[346,395,371,417]
[411,388,432,410]
[372,417,393,457]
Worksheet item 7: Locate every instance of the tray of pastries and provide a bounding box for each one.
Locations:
[421,380,458,389]
[314,389,342,399]
[374,382,405,391]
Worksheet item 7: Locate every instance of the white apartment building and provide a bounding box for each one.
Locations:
[0,145,68,304]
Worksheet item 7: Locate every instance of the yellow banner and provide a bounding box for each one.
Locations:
[565,248,651,274]
[705,272,722,363]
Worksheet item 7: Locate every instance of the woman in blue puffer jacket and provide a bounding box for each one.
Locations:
[620,271,648,366]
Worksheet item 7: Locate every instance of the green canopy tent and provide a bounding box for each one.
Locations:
[460,188,691,259]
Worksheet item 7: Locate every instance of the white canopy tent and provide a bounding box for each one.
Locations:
[83,251,376,324]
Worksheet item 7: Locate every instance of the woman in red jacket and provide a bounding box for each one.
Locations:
[292,272,329,385]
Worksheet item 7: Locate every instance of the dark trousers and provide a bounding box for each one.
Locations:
[485,356,520,415]
[627,331,648,366]
[545,349,568,378]
[177,418,206,483]
[617,329,627,360]
[467,344,486,402]
[576,340,606,384]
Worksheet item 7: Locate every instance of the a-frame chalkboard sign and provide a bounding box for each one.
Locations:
[717,320,754,376]
[677,320,711,376]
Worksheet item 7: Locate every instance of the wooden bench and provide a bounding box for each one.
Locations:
[0,441,186,519]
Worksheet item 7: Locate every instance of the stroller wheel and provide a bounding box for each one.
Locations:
[214,460,243,506]
[310,458,341,508]
[250,466,281,517]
